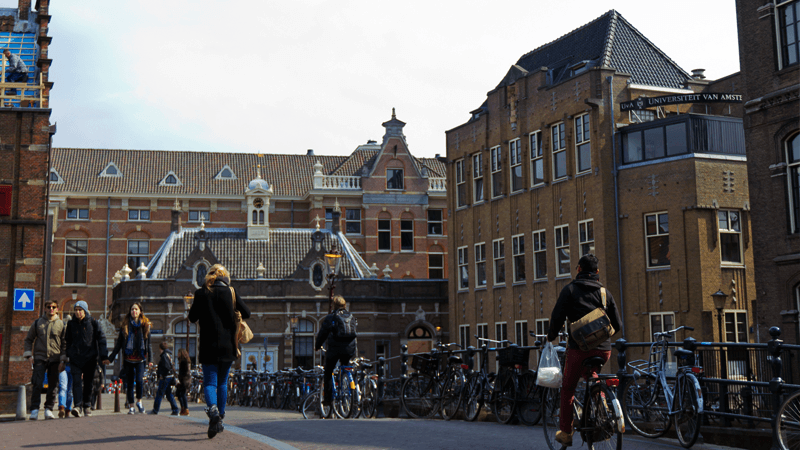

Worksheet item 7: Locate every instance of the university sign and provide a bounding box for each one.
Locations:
[620,93,743,111]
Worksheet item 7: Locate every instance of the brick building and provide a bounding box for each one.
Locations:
[0,0,54,405]
[736,0,800,343]
[445,10,755,361]
[48,111,449,371]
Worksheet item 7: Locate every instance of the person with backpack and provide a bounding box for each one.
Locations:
[547,253,622,447]
[23,299,67,420]
[149,341,179,415]
[314,295,357,407]
[65,301,108,417]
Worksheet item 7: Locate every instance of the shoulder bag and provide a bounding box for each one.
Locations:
[569,287,615,351]
[230,287,253,359]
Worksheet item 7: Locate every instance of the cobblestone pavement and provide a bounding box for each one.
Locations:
[1,394,746,450]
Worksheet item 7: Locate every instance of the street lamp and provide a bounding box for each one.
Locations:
[290,316,299,368]
[183,292,194,359]
[710,288,730,420]
[324,242,343,310]
[711,290,728,342]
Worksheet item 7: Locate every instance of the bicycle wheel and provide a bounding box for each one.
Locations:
[586,383,623,450]
[400,372,439,419]
[517,372,543,426]
[493,371,516,424]
[674,373,702,448]
[302,390,322,419]
[334,375,355,419]
[621,374,670,438]
[778,389,800,450]
[462,372,483,422]
[361,377,379,419]
[441,370,466,420]
[542,387,562,450]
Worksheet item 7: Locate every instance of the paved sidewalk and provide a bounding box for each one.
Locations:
[0,393,282,449]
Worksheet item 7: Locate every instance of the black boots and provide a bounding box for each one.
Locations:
[205,405,221,439]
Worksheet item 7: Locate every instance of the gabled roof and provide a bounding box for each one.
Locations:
[500,10,690,90]
[149,227,371,280]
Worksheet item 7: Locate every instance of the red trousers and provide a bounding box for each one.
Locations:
[559,347,612,434]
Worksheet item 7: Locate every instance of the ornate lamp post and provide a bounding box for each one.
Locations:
[711,290,728,342]
[183,292,194,357]
[324,243,343,311]
[711,289,730,420]
[290,316,299,368]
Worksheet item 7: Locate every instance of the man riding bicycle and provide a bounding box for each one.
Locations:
[314,295,357,407]
[547,253,622,446]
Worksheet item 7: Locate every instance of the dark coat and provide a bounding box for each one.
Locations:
[188,279,250,365]
[177,356,191,388]
[108,325,151,364]
[65,316,108,368]
[547,271,622,351]
[156,349,174,378]
[314,308,356,356]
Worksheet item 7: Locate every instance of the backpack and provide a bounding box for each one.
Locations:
[333,310,357,340]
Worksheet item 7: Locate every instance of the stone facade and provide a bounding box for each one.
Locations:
[737,0,800,343]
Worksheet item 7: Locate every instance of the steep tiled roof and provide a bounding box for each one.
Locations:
[51,148,446,197]
[504,10,689,90]
[151,227,369,280]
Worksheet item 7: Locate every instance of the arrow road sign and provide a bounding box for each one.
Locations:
[14,288,35,311]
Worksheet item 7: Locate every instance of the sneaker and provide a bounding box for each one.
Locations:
[70,409,80,418]
[84,409,92,417]
[128,407,135,415]
[170,410,179,416]
[555,430,573,447]
[180,408,189,416]
[148,410,158,415]
[205,405,220,439]
[136,402,144,413]
[29,409,39,420]
[44,409,55,420]
[58,406,65,418]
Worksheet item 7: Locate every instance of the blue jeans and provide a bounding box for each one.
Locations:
[202,362,232,417]
[153,377,178,413]
[122,361,144,405]
[58,366,73,409]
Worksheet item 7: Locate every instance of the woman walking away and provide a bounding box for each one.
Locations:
[176,348,191,416]
[107,303,151,415]
[189,264,250,439]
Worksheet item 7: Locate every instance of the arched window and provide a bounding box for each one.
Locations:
[174,319,197,364]
[406,325,433,354]
[194,263,208,289]
[786,133,800,233]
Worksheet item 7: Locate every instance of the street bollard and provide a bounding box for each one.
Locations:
[16,385,27,420]
[376,357,385,418]
[96,384,102,411]
[401,344,408,380]
[114,380,120,413]
[768,327,784,450]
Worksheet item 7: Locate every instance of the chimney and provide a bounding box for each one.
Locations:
[307,149,314,156]
[691,68,706,80]
[18,0,30,21]
[171,200,182,232]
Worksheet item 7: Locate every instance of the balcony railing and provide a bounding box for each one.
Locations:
[318,175,361,190]
[428,177,446,192]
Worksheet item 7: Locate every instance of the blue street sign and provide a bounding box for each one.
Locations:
[13,288,35,311]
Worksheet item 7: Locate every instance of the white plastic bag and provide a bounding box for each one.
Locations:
[536,341,562,388]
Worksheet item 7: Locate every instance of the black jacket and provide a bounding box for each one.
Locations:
[157,349,174,378]
[188,279,250,365]
[108,326,151,365]
[65,316,108,368]
[547,271,622,351]
[315,308,356,356]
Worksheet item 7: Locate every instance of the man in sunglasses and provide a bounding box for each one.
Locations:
[23,300,67,420]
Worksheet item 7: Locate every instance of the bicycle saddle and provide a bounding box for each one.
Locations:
[448,356,462,365]
[582,356,606,368]
[674,349,695,362]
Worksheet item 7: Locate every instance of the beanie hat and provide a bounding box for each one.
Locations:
[74,300,90,316]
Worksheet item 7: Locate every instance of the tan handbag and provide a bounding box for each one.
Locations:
[230,287,253,358]
[569,287,615,351]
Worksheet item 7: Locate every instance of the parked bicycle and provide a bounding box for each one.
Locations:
[400,342,467,420]
[621,325,704,448]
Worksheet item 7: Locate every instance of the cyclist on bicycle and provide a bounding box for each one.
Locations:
[547,254,622,447]
[314,295,357,407]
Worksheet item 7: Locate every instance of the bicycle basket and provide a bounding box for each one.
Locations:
[410,354,438,375]
[497,346,530,368]
[627,359,658,377]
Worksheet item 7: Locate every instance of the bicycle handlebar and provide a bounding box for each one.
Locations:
[653,325,693,339]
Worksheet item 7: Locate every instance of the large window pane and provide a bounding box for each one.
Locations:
[666,123,687,156]
[644,127,665,159]
[624,132,643,163]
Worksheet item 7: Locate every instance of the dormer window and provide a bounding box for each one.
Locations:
[49,168,64,184]
[214,165,237,180]
[99,162,122,178]
[159,171,183,187]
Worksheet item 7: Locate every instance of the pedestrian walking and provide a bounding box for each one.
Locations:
[23,299,67,420]
[65,301,108,417]
[150,341,179,415]
[315,295,358,407]
[188,264,250,439]
[175,348,192,416]
[57,363,75,418]
[107,302,151,415]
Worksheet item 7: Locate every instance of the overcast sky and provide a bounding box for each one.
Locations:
[39,1,740,159]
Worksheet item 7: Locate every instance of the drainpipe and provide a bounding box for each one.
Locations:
[608,75,626,338]
[104,197,110,320]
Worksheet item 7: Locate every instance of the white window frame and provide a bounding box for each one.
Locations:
[495,322,508,346]
[535,318,550,340]
[530,130,544,187]
[378,219,391,252]
[718,210,743,265]
[776,0,800,70]
[127,239,149,271]
[515,320,529,347]
[456,159,467,208]
[649,312,675,342]
[457,246,469,291]
[188,210,210,223]
[427,209,443,236]
[475,242,487,288]
[473,153,484,203]
[64,239,88,285]
[509,138,523,193]
[387,168,404,190]
[66,208,89,220]
[579,219,595,256]
[128,209,151,222]
[723,310,748,343]
[459,324,471,350]
[400,218,414,252]
[512,233,526,283]
[787,133,800,233]
[552,122,567,181]
[532,229,547,281]
[645,212,670,268]
[477,323,489,343]
[555,224,570,277]
[490,146,502,199]
[493,238,505,286]
[575,113,591,174]
[345,208,361,235]
[428,252,444,278]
